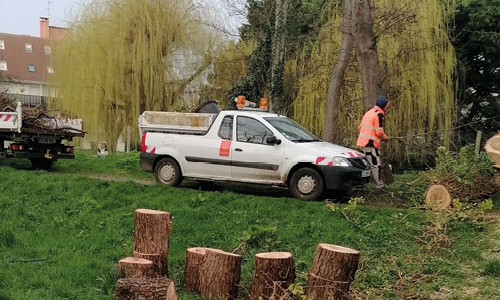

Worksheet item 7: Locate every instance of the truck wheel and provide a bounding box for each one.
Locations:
[289,167,324,201]
[30,158,53,170]
[154,158,183,187]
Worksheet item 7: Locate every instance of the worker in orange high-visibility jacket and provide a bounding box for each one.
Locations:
[357,96,390,190]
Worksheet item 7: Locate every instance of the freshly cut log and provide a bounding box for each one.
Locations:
[117,257,154,278]
[248,252,296,300]
[485,133,500,168]
[306,273,350,300]
[133,209,171,275]
[114,277,177,300]
[199,249,242,299]
[184,247,223,293]
[424,184,451,211]
[310,243,360,282]
[133,251,167,277]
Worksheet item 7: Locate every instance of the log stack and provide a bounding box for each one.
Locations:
[306,243,360,300]
[114,209,176,300]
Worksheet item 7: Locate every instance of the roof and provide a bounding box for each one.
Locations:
[0,32,51,83]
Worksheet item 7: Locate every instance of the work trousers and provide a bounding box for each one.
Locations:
[361,146,384,189]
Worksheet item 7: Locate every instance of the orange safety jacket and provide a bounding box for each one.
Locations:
[356,106,388,149]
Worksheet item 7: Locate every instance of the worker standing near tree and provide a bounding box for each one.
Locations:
[357,96,390,190]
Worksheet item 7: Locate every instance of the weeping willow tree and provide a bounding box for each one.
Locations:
[53,0,223,151]
[292,0,457,163]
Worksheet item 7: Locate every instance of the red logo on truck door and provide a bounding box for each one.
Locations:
[219,141,231,157]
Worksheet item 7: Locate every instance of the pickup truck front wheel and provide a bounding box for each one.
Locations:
[154,158,183,187]
[289,167,324,201]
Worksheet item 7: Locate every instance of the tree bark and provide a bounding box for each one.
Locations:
[310,243,360,282]
[114,277,177,300]
[354,0,383,112]
[183,247,223,293]
[270,0,290,111]
[306,273,350,300]
[199,249,242,299]
[248,252,296,300]
[133,251,167,277]
[117,257,155,278]
[323,0,355,143]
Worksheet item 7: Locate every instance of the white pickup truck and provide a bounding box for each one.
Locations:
[138,104,370,200]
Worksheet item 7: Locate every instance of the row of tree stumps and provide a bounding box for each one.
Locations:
[113,209,360,300]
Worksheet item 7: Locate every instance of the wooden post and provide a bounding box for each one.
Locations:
[184,247,223,293]
[199,249,242,299]
[133,209,171,277]
[248,252,296,300]
[306,273,350,300]
[114,277,177,300]
[475,130,482,157]
[117,257,155,278]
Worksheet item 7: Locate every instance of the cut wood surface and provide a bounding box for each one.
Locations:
[310,243,360,282]
[199,249,242,299]
[485,133,500,168]
[306,273,350,300]
[424,184,452,211]
[117,257,154,278]
[248,252,295,300]
[114,277,177,300]
[133,251,167,277]
[133,209,171,255]
[184,247,223,293]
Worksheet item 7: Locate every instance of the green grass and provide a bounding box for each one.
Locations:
[0,153,499,299]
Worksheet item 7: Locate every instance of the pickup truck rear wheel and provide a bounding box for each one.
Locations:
[154,158,183,187]
[289,167,324,201]
[30,158,53,170]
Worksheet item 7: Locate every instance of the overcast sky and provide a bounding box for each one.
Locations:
[0,0,243,37]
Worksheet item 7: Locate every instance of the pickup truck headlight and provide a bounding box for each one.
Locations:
[332,157,352,167]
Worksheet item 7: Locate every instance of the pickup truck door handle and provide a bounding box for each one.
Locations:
[235,148,243,152]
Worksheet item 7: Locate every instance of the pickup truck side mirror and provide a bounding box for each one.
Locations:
[266,136,282,145]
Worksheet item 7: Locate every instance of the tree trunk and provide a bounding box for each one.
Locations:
[354,0,382,112]
[114,277,177,300]
[117,257,155,278]
[133,251,167,277]
[249,252,296,300]
[379,141,394,184]
[323,0,355,143]
[199,249,242,299]
[183,247,223,293]
[270,0,290,111]
[310,243,360,282]
[306,273,350,300]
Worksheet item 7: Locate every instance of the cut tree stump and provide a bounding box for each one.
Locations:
[114,277,177,300]
[424,184,451,211]
[485,133,500,168]
[248,252,296,300]
[133,209,171,276]
[310,243,360,282]
[199,249,242,299]
[183,247,223,293]
[117,257,154,278]
[306,273,350,300]
[133,251,167,277]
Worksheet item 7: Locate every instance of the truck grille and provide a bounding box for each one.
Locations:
[348,157,369,170]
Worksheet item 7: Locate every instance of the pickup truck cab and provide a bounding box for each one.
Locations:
[139,107,370,201]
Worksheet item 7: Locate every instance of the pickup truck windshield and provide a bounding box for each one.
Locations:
[264,117,321,143]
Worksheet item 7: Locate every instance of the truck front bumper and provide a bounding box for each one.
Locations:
[318,166,370,190]
[140,152,158,172]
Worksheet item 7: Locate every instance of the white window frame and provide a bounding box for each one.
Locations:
[0,40,4,50]
[47,66,54,74]
[25,43,32,52]
[28,64,36,73]
[44,45,51,54]
[0,60,7,71]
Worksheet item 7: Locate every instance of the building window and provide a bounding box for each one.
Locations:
[0,60,7,71]
[28,64,36,73]
[44,45,51,54]
[0,40,4,50]
[25,43,32,52]
[47,66,54,74]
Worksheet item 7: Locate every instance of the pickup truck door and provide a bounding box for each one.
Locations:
[231,116,285,183]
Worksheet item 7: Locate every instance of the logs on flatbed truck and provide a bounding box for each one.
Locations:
[114,277,177,300]
[248,252,296,300]
[198,249,242,299]
[307,243,360,300]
